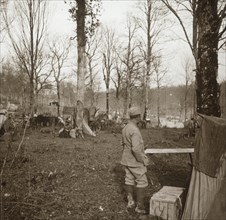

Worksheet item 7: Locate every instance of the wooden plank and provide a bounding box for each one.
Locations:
[145,148,194,154]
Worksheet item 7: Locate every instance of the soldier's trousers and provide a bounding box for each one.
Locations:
[124,166,148,188]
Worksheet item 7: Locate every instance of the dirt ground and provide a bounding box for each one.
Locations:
[0,126,194,220]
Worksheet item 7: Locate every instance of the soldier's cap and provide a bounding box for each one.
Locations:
[128,107,141,116]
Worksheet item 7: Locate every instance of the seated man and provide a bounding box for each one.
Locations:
[59,117,73,138]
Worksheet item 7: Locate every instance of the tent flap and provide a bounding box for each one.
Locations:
[182,114,226,220]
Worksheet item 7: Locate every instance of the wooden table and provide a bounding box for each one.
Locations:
[145,148,194,154]
[145,148,194,164]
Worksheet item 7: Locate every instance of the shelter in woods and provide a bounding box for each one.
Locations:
[182,114,226,220]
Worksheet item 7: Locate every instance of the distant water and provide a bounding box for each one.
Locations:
[160,118,184,128]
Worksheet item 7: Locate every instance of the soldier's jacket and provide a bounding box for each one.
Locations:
[121,121,149,167]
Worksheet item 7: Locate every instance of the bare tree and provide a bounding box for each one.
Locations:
[136,0,168,120]
[49,38,71,116]
[0,0,8,39]
[3,0,48,116]
[160,0,198,59]
[119,15,142,117]
[152,56,167,126]
[33,51,54,113]
[85,29,102,107]
[101,26,116,117]
[111,46,125,115]
[182,56,195,120]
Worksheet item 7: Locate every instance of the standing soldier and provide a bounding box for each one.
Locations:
[121,106,150,214]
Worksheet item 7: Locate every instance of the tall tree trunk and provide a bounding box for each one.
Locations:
[184,96,187,121]
[123,88,128,118]
[184,81,189,121]
[157,85,160,127]
[192,0,198,116]
[123,74,131,118]
[57,81,60,116]
[196,0,221,116]
[29,77,34,116]
[34,90,38,114]
[192,0,198,60]
[144,75,150,121]
[29,0,35,117]
[128,87,132,110]
[143,0,152,121]
[115,83,120,114]
[76,0,86,133]
[104,70,110,118]
[88,62,95,107]
[77,47,86,102]
[106,88,109,118]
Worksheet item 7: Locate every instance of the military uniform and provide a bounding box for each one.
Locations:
[120,106,150,214]
[121,121,149,188]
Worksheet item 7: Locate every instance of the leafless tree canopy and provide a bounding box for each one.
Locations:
[3,0,49,115]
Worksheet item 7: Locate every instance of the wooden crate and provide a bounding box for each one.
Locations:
[150,186,185,220]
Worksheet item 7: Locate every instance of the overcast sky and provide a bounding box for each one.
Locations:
[47,0,195,86]
[1,0,225,86]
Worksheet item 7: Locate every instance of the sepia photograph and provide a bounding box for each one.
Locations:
[0,0,226,219]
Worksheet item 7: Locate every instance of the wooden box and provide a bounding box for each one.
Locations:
[149,186,185,220]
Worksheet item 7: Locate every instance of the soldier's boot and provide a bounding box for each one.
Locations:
[135,187,147,214]
[125,185,135,208]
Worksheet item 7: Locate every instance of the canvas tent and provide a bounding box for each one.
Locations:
[182,114,226,220]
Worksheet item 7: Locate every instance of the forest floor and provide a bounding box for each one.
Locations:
[0,125,194,220]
